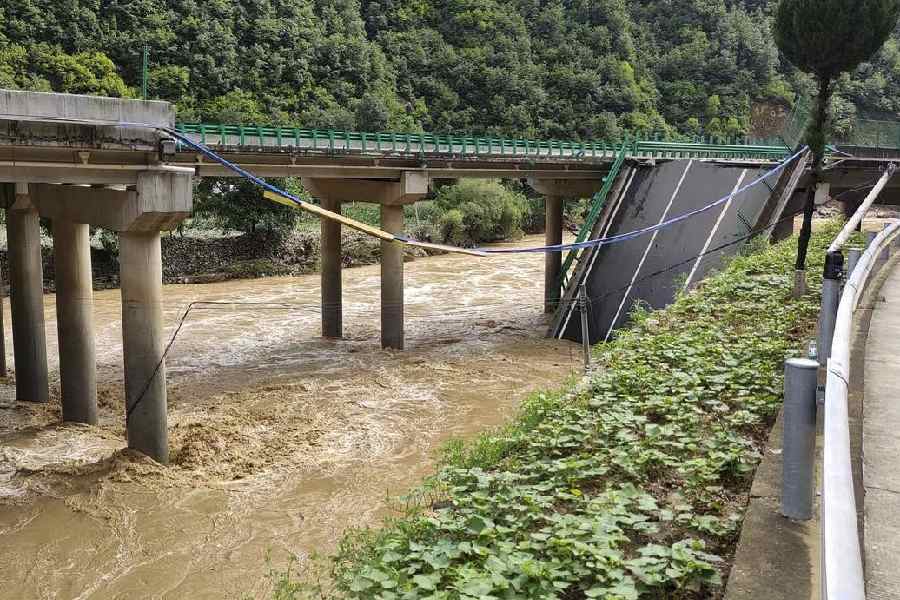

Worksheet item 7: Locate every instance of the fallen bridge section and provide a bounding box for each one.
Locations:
[553,159,777,343]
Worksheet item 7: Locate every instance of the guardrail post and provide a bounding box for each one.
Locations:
[782,357,819,520]
[818,251,844,366]
[846,247,862,278]
[866,230,877,250]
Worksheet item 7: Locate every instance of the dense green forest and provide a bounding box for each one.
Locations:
[1,0,898,235]
[2,0,899,138]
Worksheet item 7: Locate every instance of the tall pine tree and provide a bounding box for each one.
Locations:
[775,0,900,290]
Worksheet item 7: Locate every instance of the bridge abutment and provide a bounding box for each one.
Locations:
[53,219,98,424]
[6,184,50,403]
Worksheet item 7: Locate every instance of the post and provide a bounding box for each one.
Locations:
[877,225,890,268]
[120,231,168,463]
[782,357,819,520]
[846,247,862,278]
[6,186,49,403]
[320,198,342,338]
[866,230,878,250]
[141,46,149,100]
[380,204,404,350]
[53,220,98,424]
[0,271,5,378]
[579,283,591,372]
[817,251,843,366]
[545,196,564,313]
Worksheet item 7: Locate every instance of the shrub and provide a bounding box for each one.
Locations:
[432,180,526,246]
[437,208,465,246]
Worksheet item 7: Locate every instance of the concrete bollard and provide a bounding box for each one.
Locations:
[782,357,819,520]
[817,252,843,366]
[846,247,862,279]
[885,223,894,258]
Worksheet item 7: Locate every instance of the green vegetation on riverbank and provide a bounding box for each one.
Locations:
[296,224,835,600]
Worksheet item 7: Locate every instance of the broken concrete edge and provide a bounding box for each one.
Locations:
[0,89,173,128]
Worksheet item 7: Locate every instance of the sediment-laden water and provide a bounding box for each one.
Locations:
[0,235,578,599]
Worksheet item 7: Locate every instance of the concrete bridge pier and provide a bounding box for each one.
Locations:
[52,219,97,423]
[28,170,192,462]
[320,198,343,338]
[543,196,564,314]
[380,204,405,349]
[120,231,167,462]
[303,173,428,350]
[6,183,50,403]
[527,179,605,315]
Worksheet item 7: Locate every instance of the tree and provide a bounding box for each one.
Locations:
[775,0,900,286]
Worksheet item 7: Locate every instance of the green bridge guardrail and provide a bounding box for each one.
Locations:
[173,123,791,161]
[559,145,628,291]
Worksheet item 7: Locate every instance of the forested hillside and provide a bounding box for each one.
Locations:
[2,0,899,140]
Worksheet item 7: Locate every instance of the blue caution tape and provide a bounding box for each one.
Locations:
[477,147,808,254]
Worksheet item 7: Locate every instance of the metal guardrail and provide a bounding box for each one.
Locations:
[822,221,900,600]
[558,145,627,291]
[172,123,790,161]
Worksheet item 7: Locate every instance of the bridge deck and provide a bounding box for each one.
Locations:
[863,260,900,600]
[168,125,788,179]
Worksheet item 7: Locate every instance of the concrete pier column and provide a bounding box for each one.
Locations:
[544,196,564,313]
[120,231,167,463]
[320,198,342,338]
[53,220,97,423]
[6,185,49,403]
[380,204,404,350]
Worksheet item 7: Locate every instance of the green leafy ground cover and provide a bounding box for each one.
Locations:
[298,224,836,600]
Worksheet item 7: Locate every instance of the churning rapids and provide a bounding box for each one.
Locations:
[0,235,579,599]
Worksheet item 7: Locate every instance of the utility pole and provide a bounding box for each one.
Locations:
[141,46,149,100]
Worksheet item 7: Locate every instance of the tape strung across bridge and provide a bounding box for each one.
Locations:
[165,128,807,257]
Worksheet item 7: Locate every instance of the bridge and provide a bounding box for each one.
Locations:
[0,88,898,465]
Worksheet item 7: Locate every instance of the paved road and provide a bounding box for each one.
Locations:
[864,263,900,600]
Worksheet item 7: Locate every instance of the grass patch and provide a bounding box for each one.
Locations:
[271,223,838,600]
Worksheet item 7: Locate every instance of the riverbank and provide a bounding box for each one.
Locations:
[0,228,431,291]
[323,225,837,599]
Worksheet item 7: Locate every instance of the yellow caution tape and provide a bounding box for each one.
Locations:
[262,191,486,256]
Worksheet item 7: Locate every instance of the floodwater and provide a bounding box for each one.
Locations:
[0,235,579,599]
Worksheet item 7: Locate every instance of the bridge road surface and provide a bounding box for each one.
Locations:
[863,261,900,599]
[561,159,770,343]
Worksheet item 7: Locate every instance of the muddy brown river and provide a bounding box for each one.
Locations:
[0,235,579,599]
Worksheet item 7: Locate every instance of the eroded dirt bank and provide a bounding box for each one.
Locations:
[0,235,578,599]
